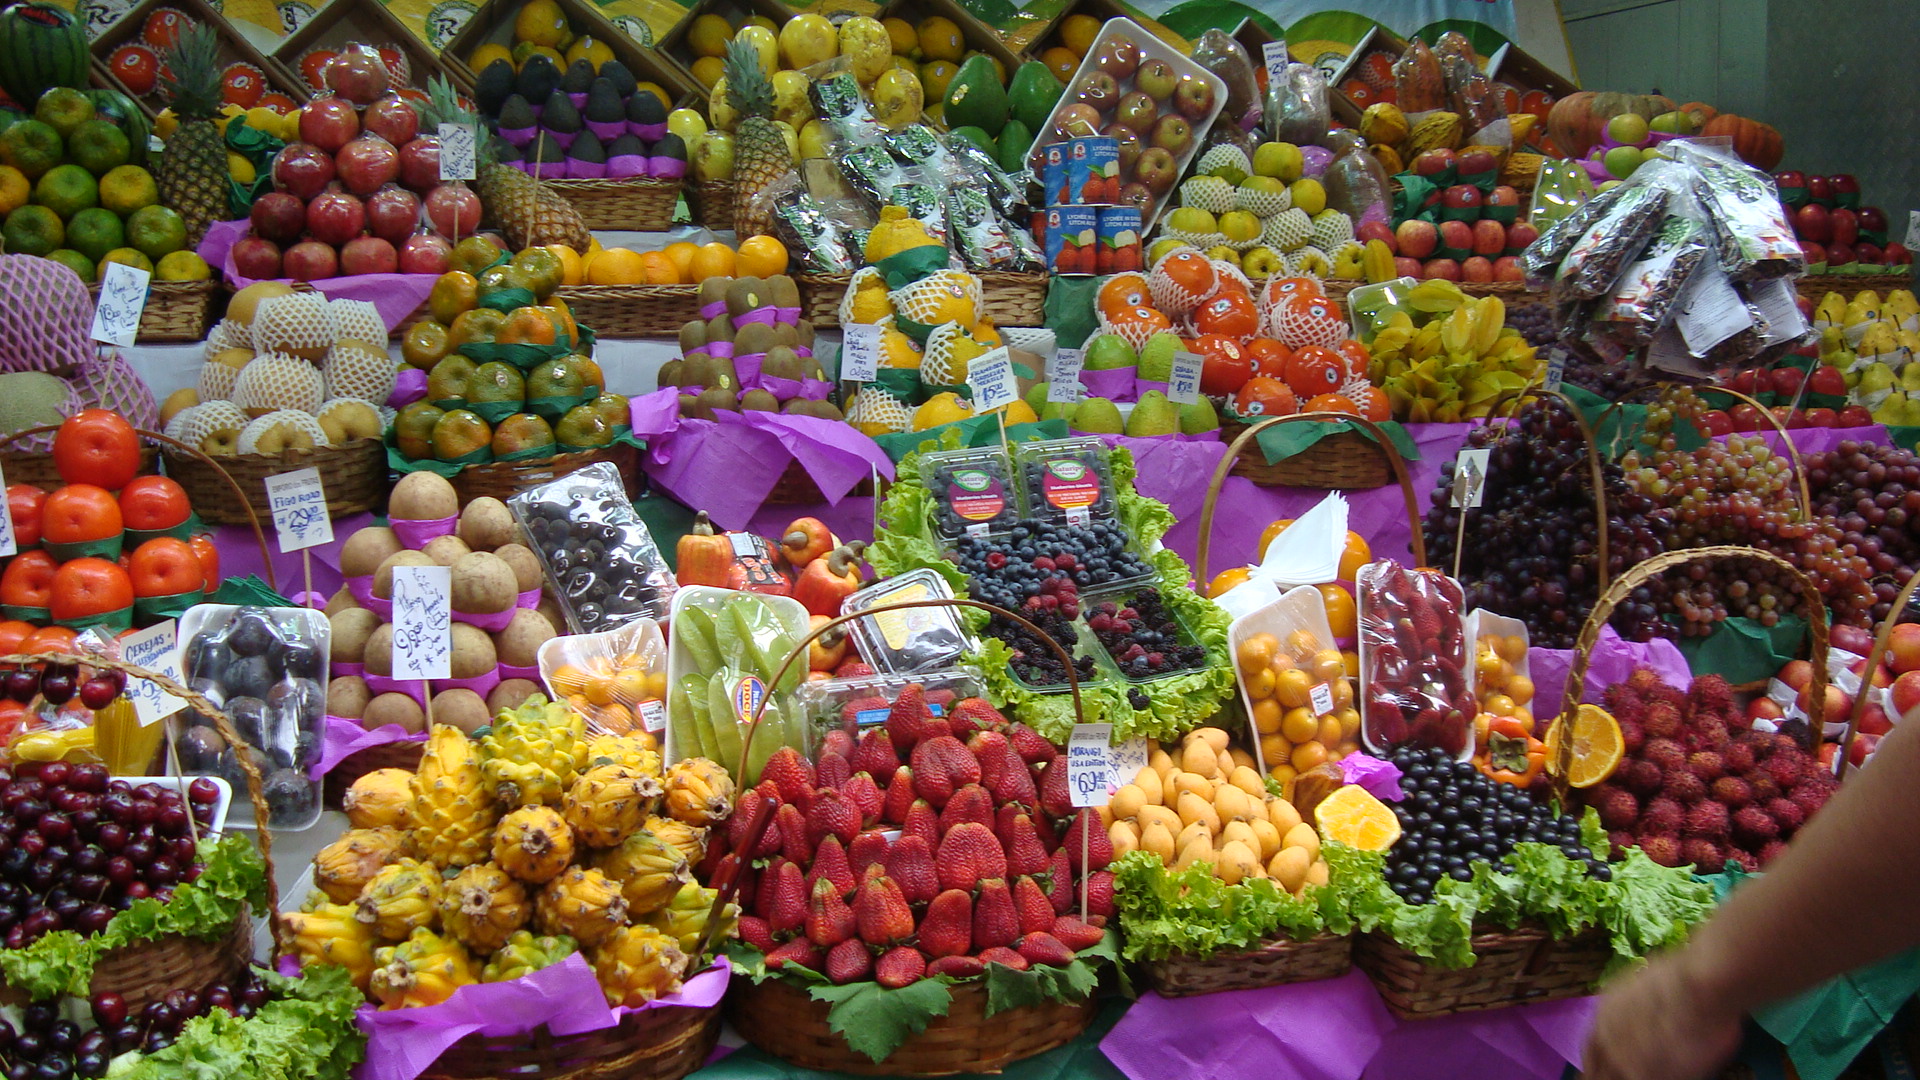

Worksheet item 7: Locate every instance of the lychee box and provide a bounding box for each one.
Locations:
[1068,137,1119,206]
[1042,205,1100,276]
[1096,206,1142,274]
[1042,143,1071,207]
[795,668,985,754]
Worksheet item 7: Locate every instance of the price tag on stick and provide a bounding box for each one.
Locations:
[90,262,150,347]
[121,620,184,727]
[438,123,476,181]
[1168,350,1204,405]
[1048,347,1085,403]
[1541,347,1568,393]
[968,347,1018,412]
[1067,723,1115,807]
[391,566,452,680]
[1451,448,1490,508]
[265,467,333,553]
[840,323,881,383]
[1263,40,1290,90]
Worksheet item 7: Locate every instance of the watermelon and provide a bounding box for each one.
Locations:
[0,4,88,113]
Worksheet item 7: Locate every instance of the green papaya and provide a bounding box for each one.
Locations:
[948,124,996,158]
[943,54,1008,137]
[995,119,1031,173]
[1006,60,1064,135]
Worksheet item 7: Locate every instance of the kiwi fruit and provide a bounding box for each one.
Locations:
[761,345,803,382]
[657,358,686,387]
[796,318,816,350]
[422,534,472,567]
[732,321,776,356]
[678,319,707,355]
[766,275,800,307]
[739,388,780,412]
[363,692,425,733]
[704,315,735,345]
[679,392,705,418]
[771,322,798,348]
[697,278,729,310]
[725,277,766,317]
[695,386,739,414]
[340,526,404,578]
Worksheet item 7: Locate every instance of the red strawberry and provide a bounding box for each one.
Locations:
[1043,849,1073,915]
[1001,813,1051,877]
[1011,875,1054,936]
[807,878,857,947]
[936,822,1007,891]
[948,697,1008,738]
[818,727,856,761]
[827,937,873,984]
[968,730,1012,768]
[806,789,861,850]
[937,784,995,837]
[911,735,982,807]
[1038,758,1073,817]
[887,684,949,750]
[754,779,781,803]
[876,946,928,988]
[806,835,857,898]
[972,878,1019,950]
[818,753,852,789]
[728,789,771,854]
[882,766,915,825]
[1007,722,1057,765]
[766,939,826,973]
[834,659,876,678]
[777,802,811,864]
[1015,932,1075,967]
[983,750,1037,806]
[884,834,941,906]
[752,857,788,922]
[849,829,892,880]
[855,872,916,947]
[738,914,776,951]
[843,771,883,825]
[768,860,807,937]
[997,803,1057,850]
[762,746,815,806]
[978,946,1029,971]
[850,727,901,778]
[1080,870,1115,919]
[839,695,887,728]
[917,888,973,958]
[927,955,985,979]
[925,686,957,710]
[1050,916,1106,951]
[902,800,939,848]
[1063,809,1113,872]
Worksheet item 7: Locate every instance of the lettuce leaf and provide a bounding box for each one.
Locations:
[1110,850,1326,962]
[109,965,366,1080]
[1504,842,1610,939]
[1599,848,1716,969]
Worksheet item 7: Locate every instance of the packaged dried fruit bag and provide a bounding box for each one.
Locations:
[1358,561,1473,758]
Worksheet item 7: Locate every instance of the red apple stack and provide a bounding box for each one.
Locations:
[1379,147,1531,281]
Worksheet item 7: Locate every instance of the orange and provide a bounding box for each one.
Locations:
[736,234,789,277]
[1341,649,1359,678]
[498,306,559,345]
[1097,272,1149,317]
[1256,518,1294,559]
[660,241,698,280]
[1318,583,1355,638]
[448,307,506,348]
[1236,632,1277,674]
[1251,698,1283,735]
[1274,668,1313,709]
[1289,740,1329,772]
[1308,648,1345,685]
[1314,784,1400,850]
[1208,566,1250,597]
[586,248,644,285]
[0,165,27,216]
[543,243,585,286]
[638,250,681,284]
[1339,531,1371,581]
[1544,704,1625,788]
[1505,674,1535,706]
[1057,13,1100,55]
[1316,715,1342,746]
[1244,665,1276,701]
[1281,706,1318,743]
[1284,629,1319,656]
[549,663,589,696]
[688,242,736,281]
[1040,46,1078,81]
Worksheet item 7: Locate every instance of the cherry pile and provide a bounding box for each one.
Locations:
[0,762,219,947]
[3,667,126,711]
[1086,591,1205,679]
[0,975,274,1078]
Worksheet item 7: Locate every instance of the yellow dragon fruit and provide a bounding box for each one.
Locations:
[439,863,532,953]
[281,902,380,991]
[593,829,690,915]
[639,815,709,867]
[591,925,689,1007]
[481,695,588,808]
[644,882,738,954]
[494,805,576,884]
[585,733,662,776]
[370,928,478,1009]
[661,758,734,827]
[563,764,662,849]
[535,866,630,947]
[411,725,500,870]
[344,768,415,830]
[482,930,579,983]
[355,857,443,942]
[314,827,408,903]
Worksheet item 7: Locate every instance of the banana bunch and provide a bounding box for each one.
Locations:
[1368,289,1539,422]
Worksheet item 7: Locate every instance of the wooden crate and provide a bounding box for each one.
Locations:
[269,0,470,96]
[1325,23,1408,128]
[652,0,793,99]
[441,0,698,102]
[1485,41,1574,151]
[89,0,308,118]
[1021,0,1182,71]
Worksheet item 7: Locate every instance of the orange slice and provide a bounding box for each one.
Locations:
[1543,704,1625,788]
[1314,784,1401,851]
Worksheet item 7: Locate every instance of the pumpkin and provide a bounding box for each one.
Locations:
[1702,114,1783,171]
[1546,90,1678,157]
[1678,101,1719,127]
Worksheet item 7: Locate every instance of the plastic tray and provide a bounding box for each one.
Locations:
[795,668,985,753]
[1026,16,1228,231]
[1080,587,1210,685]
[841,569,974,675]
[1013,436,1121,528]
[508,462,677,635]
[1345,276,1420,345]
[537,618,669,737]
[662,586,811,780]
[919,446,1023,541]
[1227,584,1350,778]
[1465,608,1534,724]
[1355,562,1474,761]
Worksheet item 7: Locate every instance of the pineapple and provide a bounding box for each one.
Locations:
[354,857,443,942]
[440,863,532,953]
[564,764,662,849]
[482,930,578,983]
[662,758,734,827]
[535,866,630,947]
[344,768,416,830]
[281,902,380,991]
[313,827,408,904]
[593,829,689,916]
[155,26,229,247]
[493,805,576,884]
[482,695,587,808]
[424,77,590,254]
[721,38,791,239]
[644,881,737,954]
[370,928,478,1010]
[410,725,500,870]
[591,926,689,1007]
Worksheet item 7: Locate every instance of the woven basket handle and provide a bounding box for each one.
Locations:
[1835,567,1920,781]
[1550,546,1828,803]
[1194,411,1427,588]
[0,649,284,961]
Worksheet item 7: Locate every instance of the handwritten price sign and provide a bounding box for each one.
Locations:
[90,262,150,347]
[121,620,183,727]
[1168,350,1204,405]
[265,468,333,553]
[391,566,452,680]
[840,323,880,383]
[1047,347,1084,403]
[968,348,1018,413]
[438,123,477,181]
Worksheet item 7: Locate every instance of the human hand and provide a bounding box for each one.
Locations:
[1581,956,1742,1080]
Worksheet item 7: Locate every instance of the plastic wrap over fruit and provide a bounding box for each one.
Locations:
[1192,29,1262,131]
[1443,57,1507,139]
[1265,62,1330,148]
[1358,560,1471,758]
[1322,131,1391,227]
[1392,39,1446,113]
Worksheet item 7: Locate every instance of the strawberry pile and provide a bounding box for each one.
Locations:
[703,687,1111,987]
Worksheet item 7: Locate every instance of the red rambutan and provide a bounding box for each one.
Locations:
[1642,738,1687,774]
[1663,770,1707,804]
[1789,783,1831,821]
[1643,700,1684,739]
[1757,840,1789,867]
[1746,774,1781,804]
[1619,721,1646,756]
[1692,717,1730,750]
[1640,796,1684,836]
[1688,674,1735,717]
[1765,797,1807,834]
[1766,751,1811,789]
[1593,786,1640,831]
[1650,684,1688,712]
[1725,849,1757,873]
[1683,800,1730,841]
[1681,837,1726,874]
[1607,829,1634,857]
[1769,732,1803,758]
[1603,683,1648,725]
[1733,805,1781,844]
[1637,833,1684,867]
[1709,776,1753,808]
[1625,667,1666,695]
[1687,750,1726,783]
[1722,741,1757,774]
[1623,759,1664,797]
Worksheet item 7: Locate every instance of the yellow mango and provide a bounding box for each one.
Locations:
[1111,783,1148,821]
[1217,840,1261,885]
[1181,739,1219,779]
[1249,818,1283,860]
[1174,833,1215,871]
[1109,819,1140,859]
[1133,767,1164,806]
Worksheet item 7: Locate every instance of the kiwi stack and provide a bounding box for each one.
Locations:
[476,54,686,181]
[659,274,845,421]
[323,472,562,734]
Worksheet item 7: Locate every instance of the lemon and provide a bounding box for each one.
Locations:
[685,13,731,58]
[513,0,568,48]
[1289,178,1327,216]
[916,16,963,62]
[564,35,613,68]
[882,16,917,56]
[227,151,256,184]
[469,42,515,72]
[100,247,154,274]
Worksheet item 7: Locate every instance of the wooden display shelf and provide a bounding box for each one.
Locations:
[652,0,793,100]
[441,0,698,103]
[1325,23,1408,129]
[89,0,308,118]
[269,0,471,96]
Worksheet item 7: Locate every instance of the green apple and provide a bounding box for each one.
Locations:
[1602,145,1643,180]
[1148,238,1187,265]
[1206,245,1241,267]
[1606,112,1650,146]
[1219,211,1262,244]
[1252,141,1303,182]
[1084,334,1137,370]
[1648,110,1694,136]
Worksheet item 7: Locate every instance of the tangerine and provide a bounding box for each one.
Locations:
[661,241,698,280]
[638,250,680,284]
[1257,518,1294,559]
[688,242,736,280]
[497,306,559,345]
[586,248,644,285]
[448,307,506,348]
[1318,583,1356,638]
[1302,392,1360,413]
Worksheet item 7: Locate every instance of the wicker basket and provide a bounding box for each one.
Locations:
[86,280,219,343]
[2,445,160,492]
[1354,926,1563,1019]
[421,993,722,1080]
[448,441,641,503]
[162,437,389,526]
[1143,932,1353,997]
[1217,418,1395,489]
[542,176,682,232]
[764,458,877,506]
[796,270,1050,328]
[321,736,427,809]
[729,973,1094,1076]
[557,284,701,338]
[1796,272,1915,301]
[687,180,735,232]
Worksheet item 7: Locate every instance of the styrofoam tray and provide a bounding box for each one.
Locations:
[662,586,811,771]
[1227,584,1340,778]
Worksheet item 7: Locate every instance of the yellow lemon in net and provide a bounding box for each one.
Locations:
[912,391,974,430]
[1001,399,1037,425]
[847,275,895,323]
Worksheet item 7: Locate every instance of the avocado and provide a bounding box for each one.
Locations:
[597,60,638,99]
[943,54,1008,136]
[492,138,524,163]
[626,90,666,126]
[476,60,516,117]
[561,58,596,95]
[542,89,581,134]
[948,125,996,157]
[996,119,1032,173]
[605,133,645,158]
[497,93,535,131]
[567,130,605,163]
[649,132,686,161]
[515,54,561,105]
[530,131,567,165]
[585,77,623,123]
[1006,60,1064,135]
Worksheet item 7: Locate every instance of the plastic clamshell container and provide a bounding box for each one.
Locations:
[508,462,678,635]
[1079,587,1210,685]
[1465,608,1534,721]
[918,446,1023,541]
[663,586,812,782]
[1026,17,1229,231]
[795,668,986,754]
[173,604,331,831]
[1013,436,1121,529]
[1345,276,1420,345]
[1356,561,1475,762]
[1227,584,1344,777]
[1001,616,1113,696]
[841,569,975,675]
[537,618,669,737]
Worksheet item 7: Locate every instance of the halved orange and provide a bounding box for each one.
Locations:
[1543,704,1624,788]
[1315,783,1401,851]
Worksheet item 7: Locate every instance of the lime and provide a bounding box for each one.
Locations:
[32,88,95,139]
[32,164,98,220]
[155,250,210,281]
[2,204,63,255]
[124,204,186,260]
[65,207,125,262]
[67,120,132,177]
[0,120,62,180]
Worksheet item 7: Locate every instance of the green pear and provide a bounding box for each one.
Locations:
[1069,396,1122,434]
[1179,397,1220,435]
[1024,381,1051,415]
[1084,334,1137,370]
[1137,332,1181,382]
[1125,390,1180,436]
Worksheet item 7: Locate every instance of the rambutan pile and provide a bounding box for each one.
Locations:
[1581,668,1835,869]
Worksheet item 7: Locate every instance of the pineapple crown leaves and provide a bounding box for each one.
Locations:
[424,75,500,172]
[723,39,774,120]
[158,24,225,120]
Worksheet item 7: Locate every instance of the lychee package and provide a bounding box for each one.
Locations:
[1228,584,1357,778]
[1067,137,1120,206]
[1096,206,1144,275]
[508,462,676,634]
[1042,205,1099,275]
[1357,560,1473,759]
[536,618,669,736]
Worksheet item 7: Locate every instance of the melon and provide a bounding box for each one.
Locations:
[0,5,87,118]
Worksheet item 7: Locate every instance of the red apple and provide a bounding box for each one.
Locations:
[1831,207,1859,248]
[1747,696,1785,722]
[1504,221,1538,253]
[1073,71,1119,111]
[1838,404,1874,427]
[1172,74,1215,121]
[1800,240,1828,265]
[1393,256,1423,278]
[1794,203,1831,242]
[1857,241,1884,265]
[299,96,360,153]
[1134,58,1176,101]
[1356,220,1396,248]
[1118,182,1152,211]
[424,182,482,240]
[1826,241,1856,266]
[230,234,281,279]
[1848,655,1893,688]
[1421,258,1461,281]
[1492,255,1525,282]
[1809,365,1846,396]
[248,190,306,244]
[1892,670,1920,719]
[306,186,365,246]
[1858,702,1893,737]
[323,48,391,105]
[1112,91,1156,133]
[1797,682,1850,726]
[398,135,441,192]
[1805,406,1837,429]
[1460,255,1493,282]
[1055,103,1101,139]
[1456,150,1496,177]
[283,239,338,281]
[1774,170,1807,205]
[362,93,419,147]
[1886,242,1913,265]
[1850,732,1879,766]
[1132,147,1177,197]
[336,133,400,196]
[1483,184,1519,223]
[1104,123,1142,176]
[1147,114,1192,158]
[1092,38,1140,79]
[272,142,335,201]
[398,231,452,275]
[1859,206,1888,234]
[365,185,420,245]
[1412,149,1455,177]
[1438,219,1473,260]
[1779,405,1808,429]
[1808,175,1833,205]
[1779,659,1815,691]
[340,235,397,275]
[1698,409,1733,436]
[1887,623,1920,673]
[1470,219,1505,256]
[1441,185,1482,214]
[1395,220,1437,259]
[1770,366,1806,398]
[1830,173,1860,201]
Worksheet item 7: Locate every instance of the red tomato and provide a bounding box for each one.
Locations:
[53,411,142,490]
[128,537,204,598]
[1234,376,1299,418]
[41,484,123,544]
[189,533,221,585]
[49,558,135,622]
[0,620,34,656]
[0,550,59,608]
[7,484,45,548]
[1284,346,1346,399]
[118,476,191,532]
